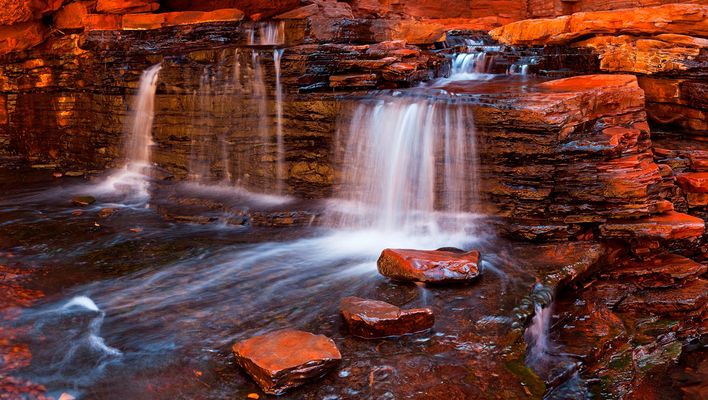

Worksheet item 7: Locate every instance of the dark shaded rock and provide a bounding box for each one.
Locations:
[617,278,708,315]
[607,253,706,288]
[71,195,95,206]
[232,330,341,395]
[377,248,480,283]
[340,296,434,339]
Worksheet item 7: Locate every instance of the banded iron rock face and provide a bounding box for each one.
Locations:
[377,249,481,283]
[232,330,341,395]
[340,296,434,338]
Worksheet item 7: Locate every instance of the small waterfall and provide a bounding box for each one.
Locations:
[507,64,529,75]
[185,48,286,195]
[273,49,285,194]
[525,302,553,369]
[332,94,479,235]
[97,64,161,204]
[247,21,284,46]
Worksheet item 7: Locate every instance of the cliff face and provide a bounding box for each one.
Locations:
[0,2,706,242]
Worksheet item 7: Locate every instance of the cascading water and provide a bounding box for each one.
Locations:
[525,302,554,370]
[273,49,285,194]
[96,64,161,204]
[331,94,479,237]
[21,296,121,390]
[446,45,500,81]
[186,24,286,194]
[247,21,285,46]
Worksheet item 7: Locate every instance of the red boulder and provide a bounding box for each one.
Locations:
[340,296,434,339]
[377,248,480,283]
[232,330,341,395]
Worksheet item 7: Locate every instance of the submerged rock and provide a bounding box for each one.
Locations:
[232,330,341,395]
[340,296,434,339]
[71,195,96,206]
[98,208,118,218]
[377,248,480,283]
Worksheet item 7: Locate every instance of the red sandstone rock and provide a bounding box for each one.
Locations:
[608,253,707,288]
[232,330,341,395]
[53,1,93,30]
[122,9,245,30]
[164,8,245,25]
[490,4,708,46]
[574,34,707,75]
[0,0,64,26]
[377,248,480,283]
[617,278,708,315]
[340,296,434,339]
[599,211,705,241]
[96,0,159,14]
[274,4,318,19]
[676,172,708,194]
[163,0,301,19]
[0,22,48,56]
[329,73,378,88]
[121,13,165,30]
[83,14,122,31]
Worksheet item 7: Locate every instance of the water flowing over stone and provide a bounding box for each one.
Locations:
[186,49,286,195]
[247,21,285,46]
[97,63,161,204]
[332,93,479,235]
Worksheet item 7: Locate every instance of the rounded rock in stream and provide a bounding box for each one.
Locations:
[71,195,96,206]
[377,248,481,283]
[232,330,341,395]
[340,296,434,338]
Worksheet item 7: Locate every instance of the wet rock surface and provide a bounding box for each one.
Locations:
[232,330,341,395]
[377,248,481,283]
[340,296,434,338]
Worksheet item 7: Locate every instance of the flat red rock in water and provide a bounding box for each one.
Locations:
[340,296,434,338]
[377,248,480,283]
[232,330,341,395]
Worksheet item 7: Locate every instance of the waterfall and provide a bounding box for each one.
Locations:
[273,49,285,194]
[247,21,284,46]
[97,63,161,204]
[185,48,286,195]
[331,94,479,235]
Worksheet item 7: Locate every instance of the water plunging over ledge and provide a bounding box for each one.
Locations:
[331,94,479,236]
[95,63,161,205]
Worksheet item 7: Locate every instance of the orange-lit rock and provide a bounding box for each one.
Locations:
[96,0,159,14]
[599,211,705,240]
[377,248,480,283]
[83,13,122,31]
[53,1,94,30]
[163,0,301,19]
[0,22,48,56]
[274,4,318,19]
[0,0,64,25]
[163,8,245,25]
[340,296,434,338]
[121,12,165,30]
[490,4,708,46]
[676,172,708,194]
[232,330,341,395]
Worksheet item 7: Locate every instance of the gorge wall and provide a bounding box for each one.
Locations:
[0,0,705,245]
